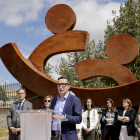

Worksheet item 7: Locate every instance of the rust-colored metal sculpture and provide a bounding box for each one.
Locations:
[106,33,139,65]
[29,30,89,72]
[75,33,139,86]
[74,59,137,86]
[45,4,76,34]
[0,4,140,109]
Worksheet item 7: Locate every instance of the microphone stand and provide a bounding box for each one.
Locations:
[27,94,41,101]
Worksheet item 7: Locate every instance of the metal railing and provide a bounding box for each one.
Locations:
[0,82,22,108]
[95,122,101,140]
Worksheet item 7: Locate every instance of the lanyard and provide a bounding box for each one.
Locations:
[123,110,126,117]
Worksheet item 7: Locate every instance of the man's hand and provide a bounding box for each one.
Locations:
[15,128,21,134]
[85,129,91,134]
[9,127,21,134]
[10,127,16,134]
[52,114,65,121]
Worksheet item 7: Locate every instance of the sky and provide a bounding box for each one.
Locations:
[0,0,128,85]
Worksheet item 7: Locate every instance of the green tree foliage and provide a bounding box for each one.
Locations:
[44,63,54,78]
[105,0,140,80]
[0,86,9,103]
[55,39,117,88]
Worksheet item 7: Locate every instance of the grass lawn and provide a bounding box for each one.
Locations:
[0,128,8,140]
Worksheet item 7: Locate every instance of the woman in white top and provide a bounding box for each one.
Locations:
[82,98,98,140]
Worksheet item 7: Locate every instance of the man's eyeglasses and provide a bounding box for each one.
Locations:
[57,83,69,87]
[44,100,51,103]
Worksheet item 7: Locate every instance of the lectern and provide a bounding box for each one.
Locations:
[17,109,68,140]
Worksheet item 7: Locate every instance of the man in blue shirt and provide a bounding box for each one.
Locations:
[51,76,82,140]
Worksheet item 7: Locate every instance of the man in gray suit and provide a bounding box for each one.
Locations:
[7,88,32,140]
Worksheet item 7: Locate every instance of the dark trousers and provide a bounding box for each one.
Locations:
[51,131,61,140]
[9,133,20,140]
[104,125,119,140]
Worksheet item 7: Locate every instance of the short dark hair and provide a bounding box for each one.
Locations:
[58,76,70,85]
[17,88,26,94]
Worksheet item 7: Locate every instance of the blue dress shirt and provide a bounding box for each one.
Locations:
[52,92,69,131]
[102,110,116,125]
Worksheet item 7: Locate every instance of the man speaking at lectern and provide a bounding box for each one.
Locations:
[51,76,82,140]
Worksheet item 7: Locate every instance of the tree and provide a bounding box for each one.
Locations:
[55,39,116,88]
[0,86,9,105]
[44,63,54,78]
[104,0,140,81]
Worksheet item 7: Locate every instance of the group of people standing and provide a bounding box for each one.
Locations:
[100,98,136,140]
[76,98,140,140]
[7,76,140,140]
[43,94,140,140]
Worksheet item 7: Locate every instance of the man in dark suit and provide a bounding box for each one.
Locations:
[7,88,32,140]
[51,76,82,140]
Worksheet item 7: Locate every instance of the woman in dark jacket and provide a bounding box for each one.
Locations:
[117,98,135,140]
[100,98,119,140]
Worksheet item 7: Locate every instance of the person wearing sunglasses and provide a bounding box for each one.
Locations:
[50,76,82,140]
[43,95,53,109]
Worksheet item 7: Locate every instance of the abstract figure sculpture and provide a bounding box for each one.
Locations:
[0,4,140,109]
[75,33,138,86]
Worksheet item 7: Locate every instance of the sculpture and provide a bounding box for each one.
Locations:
[0,4,140,109]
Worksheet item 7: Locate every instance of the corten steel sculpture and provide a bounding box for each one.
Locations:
[0,4,140,109]
[75,33,138,86]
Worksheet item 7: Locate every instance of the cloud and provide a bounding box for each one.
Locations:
[20,49,30,58]
[0,76,4,84]
[0,76,3,80]
[1,80,10,85]
[34,26,49,37]
[0,75,6,85]
[44,0,121,42]
[25,26,50,38]
[66,0,121,42]
[47,53,68,80]
[0,0,44,27]
[0,0,121,42]
[26,26,35,32]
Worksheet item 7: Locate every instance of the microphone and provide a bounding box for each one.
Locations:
[52,93,56,98]
[49,93,56,109]
[27,94,41,101]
